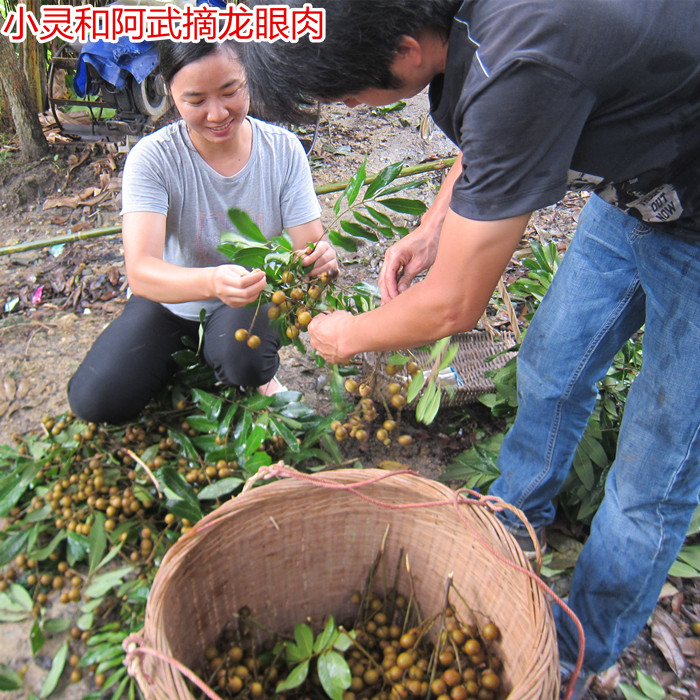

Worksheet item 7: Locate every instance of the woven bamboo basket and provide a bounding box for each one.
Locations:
[128,468,558,700]
[362,330,517,406]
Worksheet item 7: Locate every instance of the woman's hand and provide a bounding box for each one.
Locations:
[308,310,355,363]
[211,265,267,308]
[298,239,339,278]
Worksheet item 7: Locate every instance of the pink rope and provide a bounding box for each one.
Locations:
[123,633,225,700]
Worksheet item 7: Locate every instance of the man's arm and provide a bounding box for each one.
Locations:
[308,208,530,362]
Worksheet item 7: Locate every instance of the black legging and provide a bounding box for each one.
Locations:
[68,296,280,424]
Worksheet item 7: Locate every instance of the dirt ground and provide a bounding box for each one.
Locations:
[1,96,699,700]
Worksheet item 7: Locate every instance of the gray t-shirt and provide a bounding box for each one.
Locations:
[430,0,700,238]
[121,117,321,319]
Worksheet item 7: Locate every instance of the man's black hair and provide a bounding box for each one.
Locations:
[237,0,461,122]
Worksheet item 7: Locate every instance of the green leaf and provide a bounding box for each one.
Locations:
[66,531,90,565]
[277,659,310,692]
[0,664,23,691]
[197,478,244,501]
[333,629,356,653]
[439,343,460,371]
[7,583,34,612]
[228,246,271,269]
[341,158,367,208]
[318,650,352,700]
[328,229,358,252]
[39,641,68,698]
[313,615,338,653]
[406,371,426,404]
[364,161,404,200]
[668,560,699,578]
[636,670,666,700]
[158,466,203,522]
[191,389,224,420]
[339,220,378,242]
[0,461,42,518]
[0,528,31,567]
[228,208,268,242]
[377,197,428,215]
[294,623,314,658]
[416,384,442,425]
[88,512,107,575]
[84,566,134,598]
[618,684,654,700]
[30,618,45,656]
[42,618,71,635]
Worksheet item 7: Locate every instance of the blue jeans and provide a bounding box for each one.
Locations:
[490,194,700,673]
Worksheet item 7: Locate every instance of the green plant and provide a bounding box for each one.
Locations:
[275,616,355,700]
[619,669,667,700]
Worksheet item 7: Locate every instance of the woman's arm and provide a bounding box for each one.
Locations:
[122,211,267,307]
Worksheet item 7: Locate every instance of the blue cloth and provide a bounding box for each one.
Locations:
[74,36,157,96]
[490,194,700,672]
[74,0,228,96]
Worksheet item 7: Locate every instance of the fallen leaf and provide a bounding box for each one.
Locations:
[3,375,17,402]
[377,460,411,471]
[678,636,700,660]
[650,608,687,676]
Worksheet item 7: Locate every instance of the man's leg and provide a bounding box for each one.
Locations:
[556,223,700,672]
[491,195,646,531]
[68,296,197,424]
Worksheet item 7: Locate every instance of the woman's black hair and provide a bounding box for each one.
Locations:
[158,39,239,86]
[237,0,461,122]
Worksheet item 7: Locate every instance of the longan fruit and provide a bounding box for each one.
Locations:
[271,290,286,305]
[482,623,499,641]
[481,672,500,691]
[234,328,248,342]
[247,334,261,349]
[390,394,406,408]
[297,311,313,327]
[463,639,481,656]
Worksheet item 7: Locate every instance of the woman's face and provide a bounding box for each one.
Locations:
[169,48,250,149]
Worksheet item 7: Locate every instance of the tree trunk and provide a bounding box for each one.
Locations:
[0,33,48,159]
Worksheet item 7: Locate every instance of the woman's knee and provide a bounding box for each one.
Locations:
[209,346,279,387]
[67,368,142,424]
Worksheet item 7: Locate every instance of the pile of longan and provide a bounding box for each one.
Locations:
[194,589,505,700]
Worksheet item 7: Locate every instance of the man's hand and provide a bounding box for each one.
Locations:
[378,224,441,302]
[212,265,267,308]
[308,310,355,363]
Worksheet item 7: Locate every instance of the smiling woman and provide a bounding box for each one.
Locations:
[66,39,338,425]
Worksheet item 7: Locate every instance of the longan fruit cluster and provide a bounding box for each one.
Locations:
[347,593,503,700]
[331,397,412,448]
[335,359,422,448]
[235,268,338,346]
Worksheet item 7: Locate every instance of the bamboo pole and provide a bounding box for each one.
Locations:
[0,156,457,257]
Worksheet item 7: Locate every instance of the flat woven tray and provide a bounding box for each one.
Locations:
[363,329,518,406]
